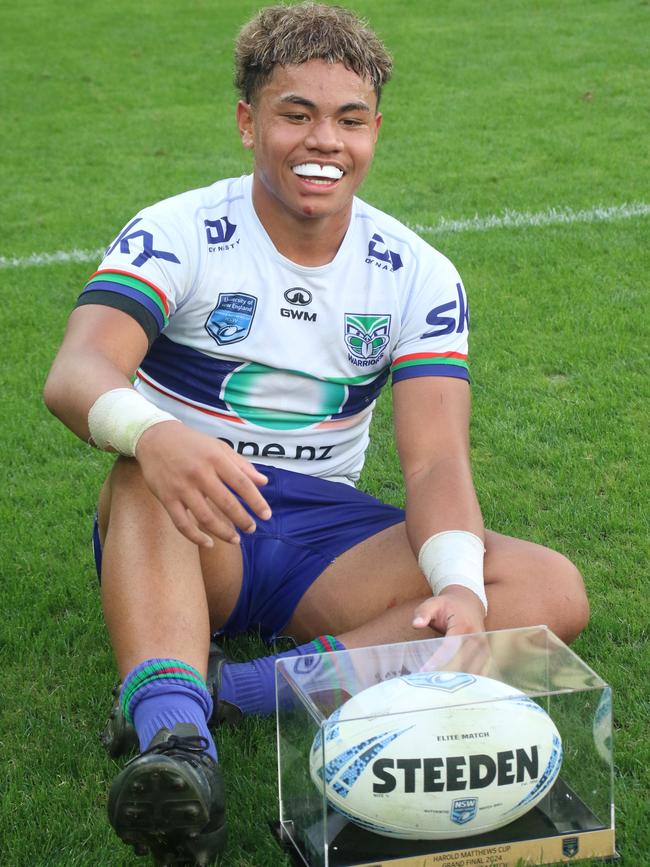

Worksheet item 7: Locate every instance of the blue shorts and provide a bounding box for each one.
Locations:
[92,465,404,641]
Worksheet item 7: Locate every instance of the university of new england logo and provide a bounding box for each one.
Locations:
[205,293,257,345]
[345,313,391,367]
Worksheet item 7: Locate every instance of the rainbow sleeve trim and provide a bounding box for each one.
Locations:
[80,269,170,331]
[391,351,470,384]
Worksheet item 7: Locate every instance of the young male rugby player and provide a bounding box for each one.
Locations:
[44,2,589,863]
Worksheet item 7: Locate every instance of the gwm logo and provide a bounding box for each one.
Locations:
[284,287,312,306]
[281,287,316,322]
[345,313,391,367]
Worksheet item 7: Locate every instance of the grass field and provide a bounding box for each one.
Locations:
[1,0,649,865]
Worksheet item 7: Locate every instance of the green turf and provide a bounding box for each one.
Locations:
[1,0,648,864]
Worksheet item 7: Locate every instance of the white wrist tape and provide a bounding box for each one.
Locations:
[87,388,179,456]
[418,530,487,613]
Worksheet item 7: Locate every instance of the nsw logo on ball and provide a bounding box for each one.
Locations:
[451,798,478,826]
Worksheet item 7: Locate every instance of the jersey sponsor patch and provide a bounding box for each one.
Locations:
[106,218,181,268]
[365,233,403,272]
[204,216,239,250]
[421,283,469,337]
[205,293,257,345]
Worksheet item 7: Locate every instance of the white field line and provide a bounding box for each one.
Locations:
[1,202,649,270]
[411,201,650,236]
[0,247,106,270]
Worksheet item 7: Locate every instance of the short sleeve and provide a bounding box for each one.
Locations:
[74,207,192,345]
[391,253,470,385]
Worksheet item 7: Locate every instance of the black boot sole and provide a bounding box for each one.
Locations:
[108,754,226,865]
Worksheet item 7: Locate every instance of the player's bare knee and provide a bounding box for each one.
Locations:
[567,570,590,640]
[108,456,159,505]
[553,557,590,644]
[110,454,144,484]
[98,457,156,536]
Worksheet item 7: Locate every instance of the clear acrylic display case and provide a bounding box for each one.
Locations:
[274,626,616,867]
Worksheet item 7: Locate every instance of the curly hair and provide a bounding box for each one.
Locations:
[234,2,393,105]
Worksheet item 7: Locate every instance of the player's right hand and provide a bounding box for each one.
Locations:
[134,420,271,547]
[411,585,485,638]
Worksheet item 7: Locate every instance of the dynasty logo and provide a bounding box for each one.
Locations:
[366,233,403,272]
[204,216,239,251]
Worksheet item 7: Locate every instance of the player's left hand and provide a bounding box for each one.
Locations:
[411,585,486,637]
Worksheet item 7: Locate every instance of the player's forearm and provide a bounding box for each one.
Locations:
[45,306,149,444]
[403,455,484,555]
[405,456,487,614]
[44,349,135,443]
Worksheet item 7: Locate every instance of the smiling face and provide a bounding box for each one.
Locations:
[237,59,382,246]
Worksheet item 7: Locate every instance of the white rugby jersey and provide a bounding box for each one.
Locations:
[77,174,470,484]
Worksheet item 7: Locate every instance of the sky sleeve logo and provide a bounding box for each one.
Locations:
[105,218,181,268]
[421,283,469,338]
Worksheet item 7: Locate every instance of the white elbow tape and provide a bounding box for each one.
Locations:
[418,530,488,613]
[87,388,179,456]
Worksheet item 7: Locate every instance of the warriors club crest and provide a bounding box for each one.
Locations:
[345,313,391,367]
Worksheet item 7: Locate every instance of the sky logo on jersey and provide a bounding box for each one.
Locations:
[345,314,391,367]
[366,233,403,272]
[204,217,238,250]
[106,218,181,268]
[205,293,257,345]
[421,283,469,337]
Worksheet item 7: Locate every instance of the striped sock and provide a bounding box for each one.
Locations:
[121,658,217,761]
[218,635,345,716]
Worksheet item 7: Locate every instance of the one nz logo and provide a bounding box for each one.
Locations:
[345,313,391,367]
[365,233,403,272]
[205,293,257,345]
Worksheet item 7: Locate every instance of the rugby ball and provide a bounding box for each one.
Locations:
[309,671,562,840]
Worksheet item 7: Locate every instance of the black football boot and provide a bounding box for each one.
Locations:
[107,723,226,865]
